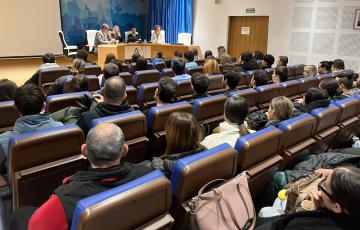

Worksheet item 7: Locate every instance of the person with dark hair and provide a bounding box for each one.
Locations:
[318,61,333,74]
[40,53,59,70]
[77,76,133,135]
[319,78,346,101]
[254,51,264,60]
[257,166,360,229]
[201,95,253,148]
[75,49,95,66]
[99,63,120,87]
[25,53,60,85]
[204,50,213,59]
[332,59,345,72]
[189,73,210,104]
[94,23,115,54]
[0,84,63,159]
[154,77,176,106]
[24,123,152,230]
[164,58,172,68]
[250,70,269,87]
[295,87,330,113]
[127,25,141,43]
[148,112,204,177]
[0,79,17,102]
[191,48,199,60]
[67,74,89,93]
[110,59,123,73]
[272,66,289,83]
[276,55,288,67]
[104,53,116,65]
[135,56,148,72]
[223,70,240,97]
[174,50,183,58]
[151,50,164,65]
[337,75,360,97]
[131,53,140,63]
[172,58,191,81]
[238,51,260,71]
[262,54,275,69]
[217,46,226,58]
[184,50,198,68]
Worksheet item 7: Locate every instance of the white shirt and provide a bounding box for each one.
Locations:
[151,31,165,43]
[201,121,254,149]
[39,63,59,70]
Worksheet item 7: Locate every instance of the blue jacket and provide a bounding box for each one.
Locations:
[0,114,63,158]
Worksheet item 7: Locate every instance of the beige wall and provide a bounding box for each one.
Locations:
[0,0,63,57]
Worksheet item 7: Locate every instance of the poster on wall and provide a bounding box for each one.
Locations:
[354,9,360,30]
[241,27,251,35]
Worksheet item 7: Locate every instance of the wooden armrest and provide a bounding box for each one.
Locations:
[284,138,316,157]
[246,155,283,177]
[135,213,174,230]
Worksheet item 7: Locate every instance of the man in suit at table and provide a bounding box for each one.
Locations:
[127,26,141,43]
[94,23,115,54]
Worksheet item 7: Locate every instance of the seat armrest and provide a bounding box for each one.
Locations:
[135,213,174,230]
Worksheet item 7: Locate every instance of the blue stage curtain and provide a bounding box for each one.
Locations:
[146,0,193,43]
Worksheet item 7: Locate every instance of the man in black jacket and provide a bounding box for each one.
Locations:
[238,51,260,72]
[77,76,133,135]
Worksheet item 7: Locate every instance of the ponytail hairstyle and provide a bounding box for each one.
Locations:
[224,95,249,136]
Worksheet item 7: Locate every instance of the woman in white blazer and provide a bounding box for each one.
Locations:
[201,95,254,149]
[151,25,165,43]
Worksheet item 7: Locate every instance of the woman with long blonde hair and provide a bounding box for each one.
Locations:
[203,57,220,75]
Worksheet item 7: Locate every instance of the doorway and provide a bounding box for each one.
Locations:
[227,16,269,60]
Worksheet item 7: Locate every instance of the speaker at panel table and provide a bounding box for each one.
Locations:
[150,25,166,44]
[94,23,116,54]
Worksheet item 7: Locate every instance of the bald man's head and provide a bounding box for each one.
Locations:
[83,123,126,168]
[103,76,126,104]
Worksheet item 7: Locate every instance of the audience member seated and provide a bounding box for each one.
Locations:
[318,61,333,74]
[304,65,317,78]
[174,50,183,58]
[319,78,347,101]
[172,58,191,81]
[250,70,269,88]
[104,53,117,65]
[47,74,88,96]
[164,58,172,68]
[77,76,133,135]
[24,123,153,230]
[201,95,253,148]
[184,50,198,68]
[98,63,120,87]
[203,57,221,75]
[256,166,360,229]
[254,50,264,60]
[25,53,60,85]
[266,96,294,128]
[247,96,294,131]
[223,70,241,97]
[337,75,360,97]
[276,55,288,67]
[219,54,235,73]
[189,73,210,104]
[294,87,330,113]
[75,49,95,66]
[204,50,213,59]
[262,54,275,69]
[238,51,260,72]
[134,56,149,72]
[0,84,63,161]
[0,79,17,102]
[272,66,289,83]
[131,53,141,63]
[109,59,123,73]
[217,46,226,58]
[47,58,86,96]
[147,112,204,177]
[151,50,165,65]
[332,59,345,72]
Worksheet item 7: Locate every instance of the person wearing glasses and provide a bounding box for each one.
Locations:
[256,166,360,230]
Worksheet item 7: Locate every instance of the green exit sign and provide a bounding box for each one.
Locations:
[246,8,255,14]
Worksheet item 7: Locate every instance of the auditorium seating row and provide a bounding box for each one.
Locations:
[4,95,360,217]
[0,69,354,134]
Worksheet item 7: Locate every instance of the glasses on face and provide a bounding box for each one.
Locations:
[318,177,337,202]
